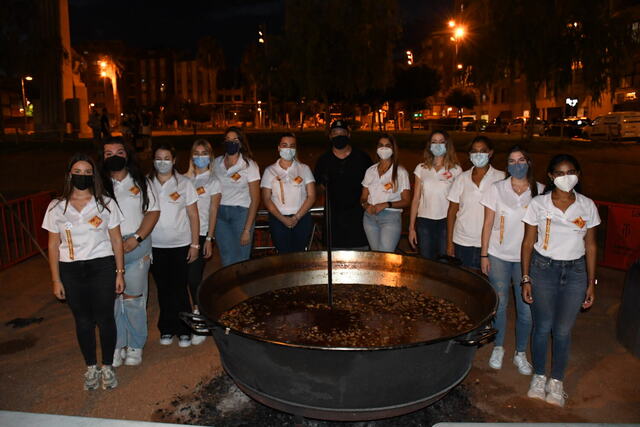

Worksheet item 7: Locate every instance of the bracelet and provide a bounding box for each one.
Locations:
[190,244,200,249]
[115,269,125,274]
[480,255,489,258]
[521,274,531,284]
[205,235,215,242]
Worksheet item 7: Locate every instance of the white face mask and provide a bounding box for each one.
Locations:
[279,147,296,161]
[470,152,490,168]
[553,174,578,192]
[154,160,173,174]
[377,147,393,160]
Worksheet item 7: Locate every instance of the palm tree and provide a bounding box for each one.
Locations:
[196,36,225,105]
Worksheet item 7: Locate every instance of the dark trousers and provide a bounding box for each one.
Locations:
[150,246,192,336]
[187,235,208,307]
[416,217,447,260]
[455,243,481,270]
[268,212,313,254]
[59,256,117,366]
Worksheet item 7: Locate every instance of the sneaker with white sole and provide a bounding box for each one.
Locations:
[191,334,206,346]
[513,351,533,375]
[178,335,192,348]
[545,378,567,407]
[83,365,100,390]
[159,335,174,345]
[112,347,126,368]
[489,346,504,369]
[527,374,547,401]
[124,348,143,366]
[101,365,118,390]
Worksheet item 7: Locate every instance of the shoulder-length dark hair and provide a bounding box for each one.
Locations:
[379,133,400,190]
[505,145,539,197]
[422,130,459,170]
[148,142,179,183]
[543,153,583,194]
[224,126,254,166]
[55,152,109,213]
[100,137,151,212]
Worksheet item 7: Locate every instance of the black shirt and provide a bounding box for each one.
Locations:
[314,147,373,248]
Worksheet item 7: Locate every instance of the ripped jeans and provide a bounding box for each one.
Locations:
[115,236,152,350]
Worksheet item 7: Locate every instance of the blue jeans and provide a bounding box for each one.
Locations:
[488,254,532,351]
[455,244,481,270]
[363,209,402,253]
[115,236,152,349]
[216,205,255,267]
[268,212,313,254]
[530,250,587,380]
[416,217,447,260]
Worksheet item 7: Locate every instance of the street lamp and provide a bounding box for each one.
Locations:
[406,50,413,66]
[21,75,33,131]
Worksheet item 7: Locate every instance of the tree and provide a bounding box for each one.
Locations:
[388,65,440,129]
[445,86,476,128]
[196,36,225,103]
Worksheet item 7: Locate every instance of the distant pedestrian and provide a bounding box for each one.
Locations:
[88,109,101,142]
[42,153,125,390]
[100,108,111,140]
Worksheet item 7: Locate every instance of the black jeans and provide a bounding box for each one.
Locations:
[187,235,208,307]
[59,256,117,366]
[416,217,447,260]
[150,246,192,336]
[268,212,313,254]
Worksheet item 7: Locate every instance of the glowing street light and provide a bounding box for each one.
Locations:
[406,50,413,66]
[21,75,33,130]
[448,20,456,28]
[24,76,33,81]
[100,71,107,77]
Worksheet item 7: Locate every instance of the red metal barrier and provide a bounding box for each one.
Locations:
[596,200,640,271]
[0,191,52,271]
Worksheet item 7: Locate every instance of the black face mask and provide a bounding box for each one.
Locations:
[225,141,241,155]
[104,155,127,172]
[71,174,94,191]
[331,135,350,149]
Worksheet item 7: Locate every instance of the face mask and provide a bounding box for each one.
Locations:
[193,156,210,169]
[154,160,173,174]
[377,147,393,160]
[508,163,529,179]
[470,152,490,168]
[225,141,240,155]
[71,174,93,190]
[553,174,578,192]
[430,143,446,157]
[331,135,350,149]
[279,148,296,161]
[104,155,126,172]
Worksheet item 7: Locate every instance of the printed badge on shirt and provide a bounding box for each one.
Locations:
[88,215,103,228]
[169,191,181,201]
[384,182,393,191]
[293,176,303,185]
[196,186,206,195]
[129,186,140,196]
[231,172,241,181]
[572,216,586,229]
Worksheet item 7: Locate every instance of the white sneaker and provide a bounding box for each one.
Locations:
[159,335,174,345]
[124,348,143,366]
[545,378,567,407]
[112,348,126,368]
[101,365,118,390]
[178,335,192,348]
[83,365,100,390]
[489,346,504,369]
[513,351,533,375]
[527,374,547,401]
[191,334,206,345]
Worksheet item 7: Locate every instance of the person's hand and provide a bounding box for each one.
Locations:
[53,280,65,300]
[123,236,139,253]
[203,240,213,259]
[187,246,199,263]
[366,204,376,215]
[522,282,533,304]
[582,283,595,309]
[115,274,125,294]
[408,228,418,249]
[289,215,299,228]
[240,230,251,246]
[481,257,491,275]
[374,203,386,214]
[446,242,455,257]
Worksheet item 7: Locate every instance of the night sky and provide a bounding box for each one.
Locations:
[69,0,453,65]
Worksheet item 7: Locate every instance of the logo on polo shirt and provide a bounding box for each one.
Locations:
[196,186,206,195]
[384,182,393,191]
[88,216,103,228]
[442,170,453,180]
[169,192,181,201]
[294,176,303,184]
[572,216,586,229]
[129,186,140,195]
[231,172,241,181]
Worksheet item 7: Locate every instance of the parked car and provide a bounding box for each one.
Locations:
[545,117,591,138]
[506,117,545,136]
[583,112,640,141]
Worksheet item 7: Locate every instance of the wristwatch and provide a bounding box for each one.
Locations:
[387,201,392,208]
[205,235,215,242]
[521,275,532,284]
[134,233,143,243]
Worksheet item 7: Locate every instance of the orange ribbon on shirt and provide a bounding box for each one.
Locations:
[499,215,505,244]
[277,177,285,204]
[543,217,551,250]
[65,229,75,260]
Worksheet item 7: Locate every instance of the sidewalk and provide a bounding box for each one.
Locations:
[0,254,638,424]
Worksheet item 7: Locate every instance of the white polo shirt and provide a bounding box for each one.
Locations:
[112,173,159,236]
[414,163,462,220]
[522,191,601,261]
[150,173,199,248]
[361,163,411,212]
[213,154,261,208]
[447,166,506,247]
[261,160,315,215]
[481,179,545,262]
[189,170,222,235]
[42,197,123,262]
